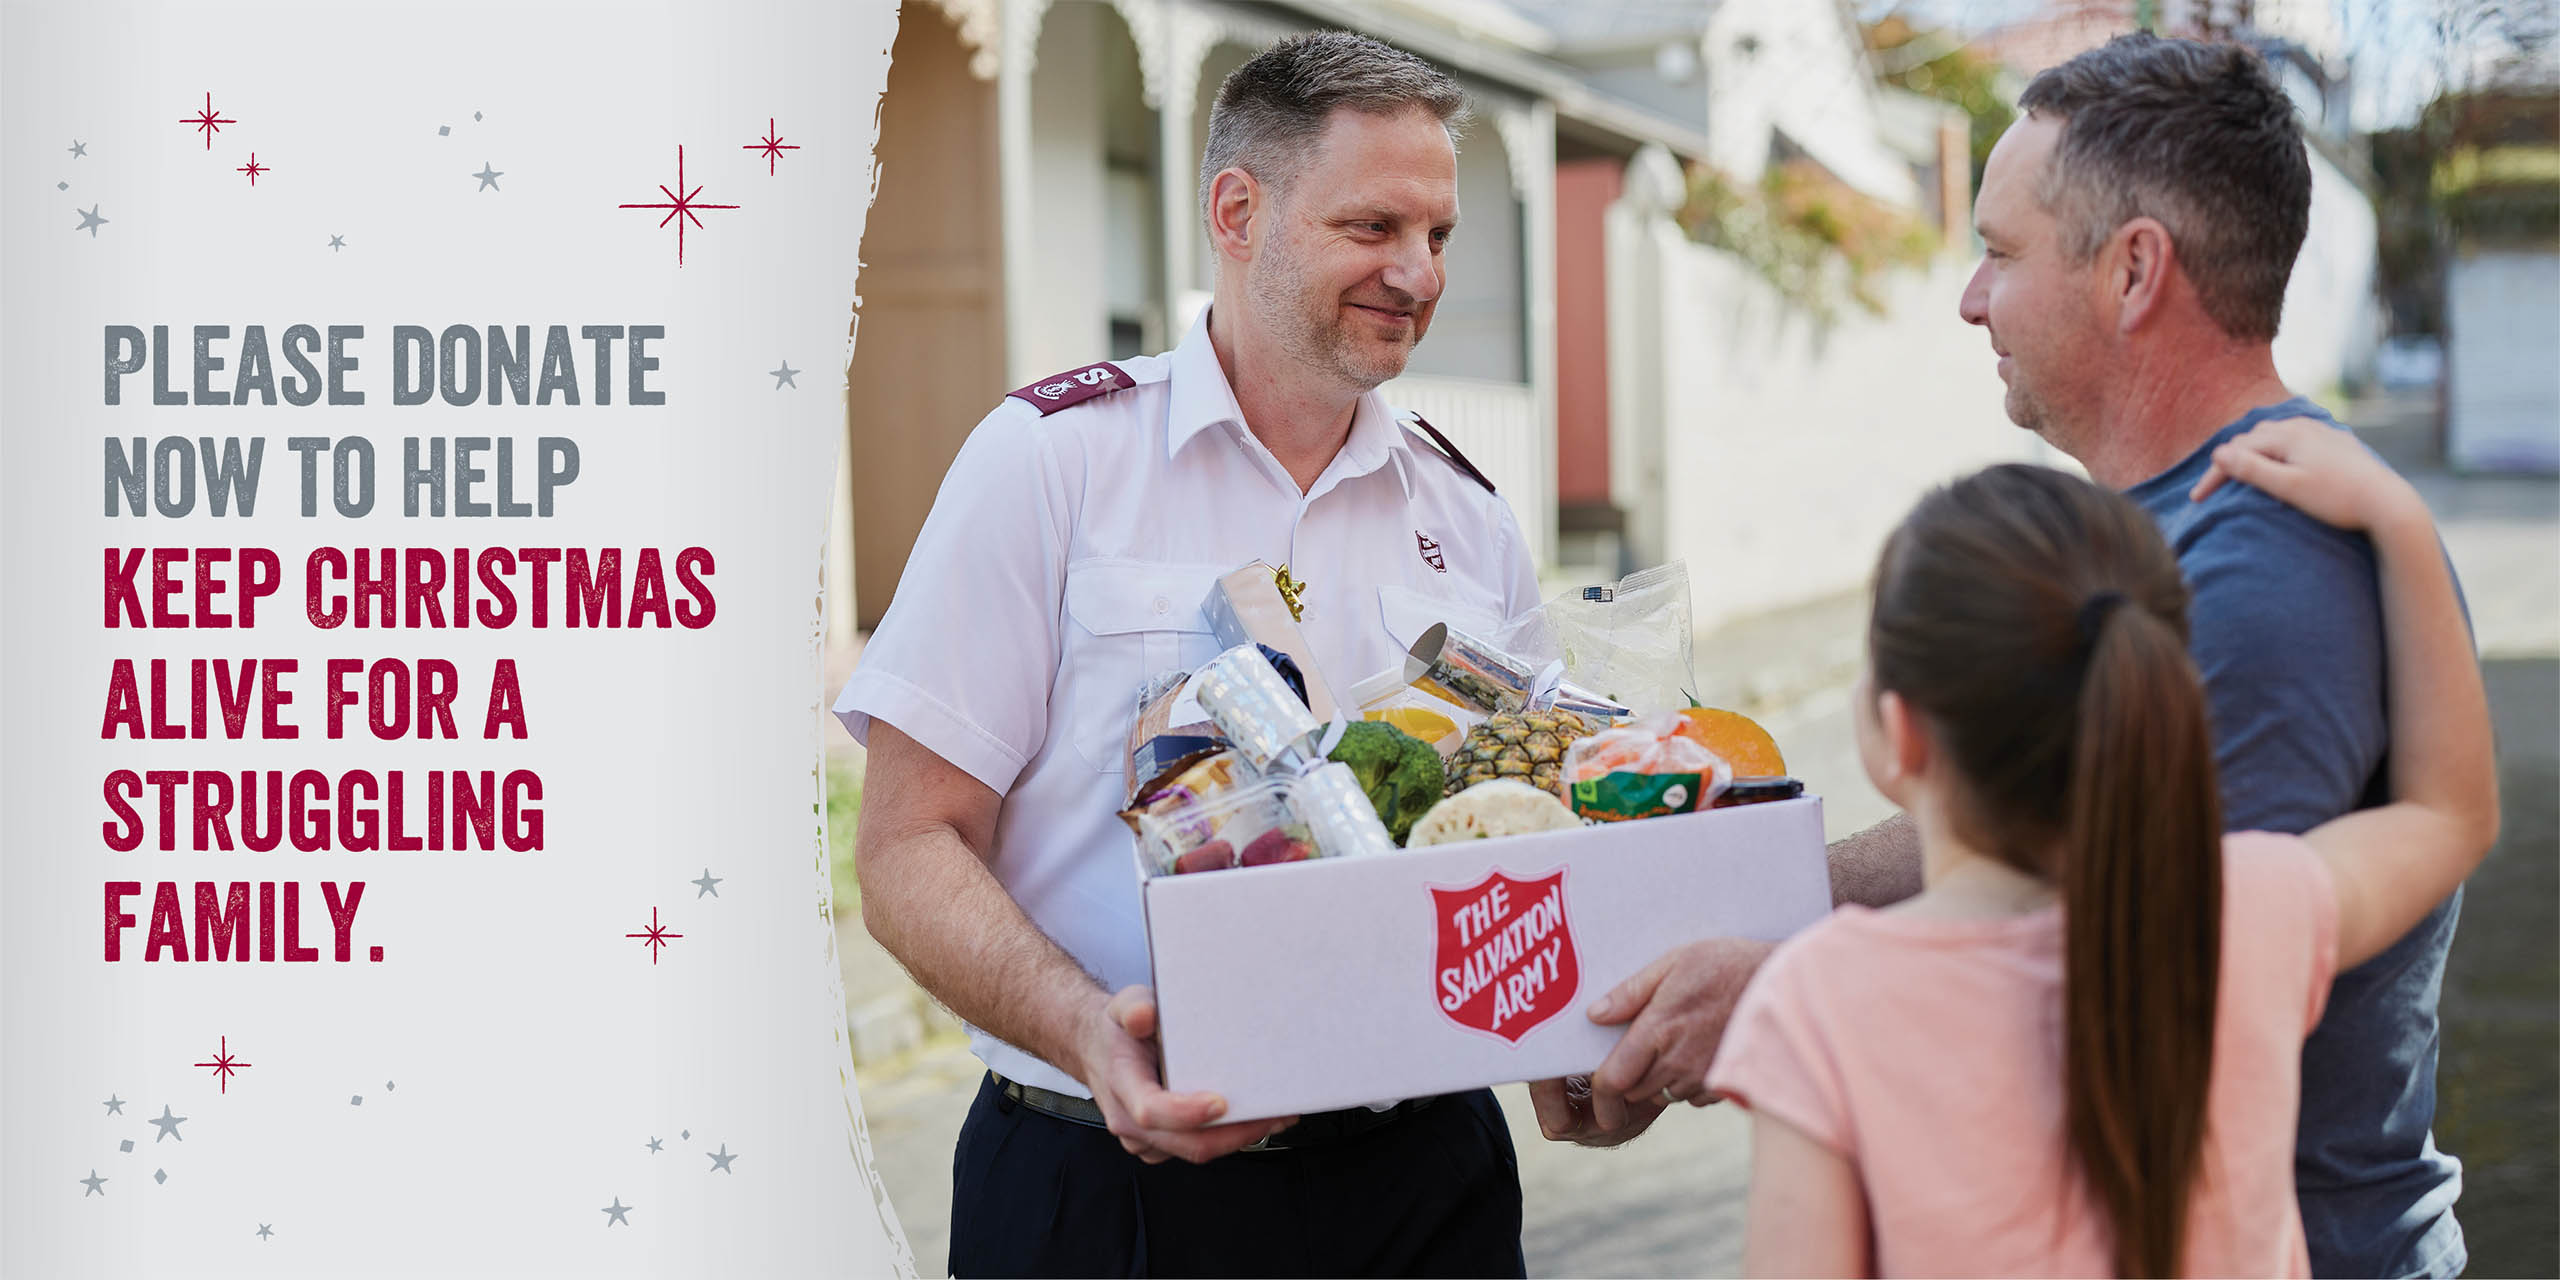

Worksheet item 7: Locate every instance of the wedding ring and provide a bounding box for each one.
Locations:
[1658,1086,1679,1107]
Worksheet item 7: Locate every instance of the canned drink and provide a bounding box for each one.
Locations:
[1189,646,1325,773]
[1290,762,1399,859]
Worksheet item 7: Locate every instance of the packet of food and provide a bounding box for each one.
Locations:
[1201,563,1342,721]
[1529,562,1699,715]
[1562,713,1734,822]
[1127,767,1315,876]
[1347,665,1482,758]
[1124,669,1226,802]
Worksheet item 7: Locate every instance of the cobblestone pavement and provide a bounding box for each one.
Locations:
[837,395,2557,1276]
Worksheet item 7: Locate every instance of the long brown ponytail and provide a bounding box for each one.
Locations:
[1869,465,2222,1277]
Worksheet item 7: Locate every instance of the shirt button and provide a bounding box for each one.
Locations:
[1152,596,1170,615]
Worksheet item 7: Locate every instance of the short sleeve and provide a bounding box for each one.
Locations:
[2223,832,2343,1034]
[1491,497,1544,624]
[1707,926,1857,1156]
[833,402,1070,795]
[2178,504,2389,834]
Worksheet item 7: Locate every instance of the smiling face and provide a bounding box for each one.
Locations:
[1246,105,1458,391]
[1958,116,2113,455]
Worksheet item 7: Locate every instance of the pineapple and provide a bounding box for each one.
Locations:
[1444,710,1599,798]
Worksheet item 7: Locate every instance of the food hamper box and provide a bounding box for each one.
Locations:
[1135,795,1831,1122]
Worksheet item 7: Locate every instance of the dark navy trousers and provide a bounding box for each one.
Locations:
[947,1073,1527,1278]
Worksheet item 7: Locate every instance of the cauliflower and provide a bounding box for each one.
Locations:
[1406,780,1584,846]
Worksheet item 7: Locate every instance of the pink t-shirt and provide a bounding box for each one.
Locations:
[1707,832,2339,1278]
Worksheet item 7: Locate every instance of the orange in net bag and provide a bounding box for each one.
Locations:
[1674,706,1787,777]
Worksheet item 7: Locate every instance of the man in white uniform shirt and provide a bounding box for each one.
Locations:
[836,33,1539,1277]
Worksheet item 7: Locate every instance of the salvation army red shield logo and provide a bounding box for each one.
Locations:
[1430,867,1579,1044]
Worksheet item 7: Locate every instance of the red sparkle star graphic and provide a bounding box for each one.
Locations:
[237,152,269,186]
[181,92,236,150]
[626,907,684,964]
[743,117,799,177]
[193,1035,253,1094]
[617,145,738,267]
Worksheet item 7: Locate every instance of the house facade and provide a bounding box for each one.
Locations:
[831,0,2025,648]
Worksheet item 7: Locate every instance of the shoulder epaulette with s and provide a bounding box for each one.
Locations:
[1400,413,1497,495]
[1007,361,1136,415]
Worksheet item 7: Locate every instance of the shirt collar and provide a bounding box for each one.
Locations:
[1165,306,1417,500]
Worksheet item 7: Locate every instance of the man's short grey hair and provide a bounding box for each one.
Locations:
[1198,31,1470,222]
[2018,34,2310,342]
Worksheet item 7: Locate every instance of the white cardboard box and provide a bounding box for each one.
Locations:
[1139,796,1833,1121]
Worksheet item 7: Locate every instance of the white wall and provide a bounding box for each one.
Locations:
[2447,249,2560,473]
[1018,2,1117,381]
[2271,143,2383,398]
[1614,199,2045,633]
[1698,0,1920,209]
[1406,117,1528,384]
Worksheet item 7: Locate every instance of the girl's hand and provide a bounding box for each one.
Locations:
[2189,416,2423,533]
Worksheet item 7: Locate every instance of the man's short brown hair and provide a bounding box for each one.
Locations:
[1198,31,1469,221]
[2019,34,2310,342]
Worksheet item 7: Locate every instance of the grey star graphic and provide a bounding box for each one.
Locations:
[646,1137,664,1154]
[153,1169,167,1184]
[768,360,799,390]
[149,1104,186,1142]
[327,234,346,252]
[472,162,502,192]
[75,205,107,237]
[256,1224,274,1240]
[706,1143,739,1174]
[102,1095,125,1115]
[692,869,722,898]
[68,140,87,158]
[601,1196,632,1227]
[80,1170,107,1197]
[680,1129,689,1140]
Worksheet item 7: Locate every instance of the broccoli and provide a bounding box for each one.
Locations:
[1328,720,1444,847]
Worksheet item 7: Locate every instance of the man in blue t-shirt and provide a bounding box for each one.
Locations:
[1535,35,2467,1277]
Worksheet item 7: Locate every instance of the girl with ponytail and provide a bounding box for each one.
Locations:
[1707,420,2498,1277]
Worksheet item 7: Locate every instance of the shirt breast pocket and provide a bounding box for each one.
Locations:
[1376,583,1510,656]
[1063,559,1226,773]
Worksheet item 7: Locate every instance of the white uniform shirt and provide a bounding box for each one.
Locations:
[834,308,1542,1096]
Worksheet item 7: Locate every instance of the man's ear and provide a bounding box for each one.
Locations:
[1207,166,1262,265]
[2111,216,2177,334]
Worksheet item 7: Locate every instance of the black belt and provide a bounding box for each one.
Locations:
[993,1073,1438,1152]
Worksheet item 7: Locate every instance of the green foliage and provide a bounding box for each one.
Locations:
[1327,720,1444,846]
[2373,85,2560,330]
[1865,15,2017,188]
[1677,160,1940,319]
[2435,144,2560,248]
[826,756,864,913]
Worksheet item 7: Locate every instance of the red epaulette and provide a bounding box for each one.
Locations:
[1402,413,1497,495]
[1006,361,1136,414]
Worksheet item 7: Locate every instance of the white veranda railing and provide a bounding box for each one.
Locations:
[1379,374,1554,571]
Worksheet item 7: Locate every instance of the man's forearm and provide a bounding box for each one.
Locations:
[1827,811,1923,908]
[859,825,1106,1083]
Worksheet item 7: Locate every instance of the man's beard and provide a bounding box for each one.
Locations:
[1248,229,1419,390]
[2004,379,2050,435]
